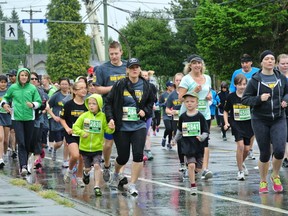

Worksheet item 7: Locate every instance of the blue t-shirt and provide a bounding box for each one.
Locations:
[229,67,259,93]
[120,79,146,131]
[48,91,67,131]
[166,90,182,121]
[95,60,127,97]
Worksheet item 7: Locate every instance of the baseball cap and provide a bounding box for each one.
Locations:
[166,81,173,87]
[187,54,203,63]
[127,58,141,68]
[6,69,17,76]
[183,91,199,99]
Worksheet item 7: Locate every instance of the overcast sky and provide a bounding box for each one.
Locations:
[2,0,170,42]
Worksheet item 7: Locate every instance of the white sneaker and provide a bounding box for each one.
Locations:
[190,186,197,195]
[127,183,138,196]
[242,163,249,176]
[62,160,69,168]
[237,171,245,180]
[76,177,85,188]
[109,173,120,189]
[248,150,255,160]
[63,169,73,183]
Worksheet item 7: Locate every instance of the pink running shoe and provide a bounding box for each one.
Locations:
[34,158,42,169]
[40,149,45,158]
[259,181,268,194]
[143,155,148,162]
[270,175,283,192]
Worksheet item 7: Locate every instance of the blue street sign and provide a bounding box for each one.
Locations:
[22,19,48,24]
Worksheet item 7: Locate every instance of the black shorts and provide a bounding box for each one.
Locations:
[80,150,102,168]
[49,130,64,142]
[64,132,80,145]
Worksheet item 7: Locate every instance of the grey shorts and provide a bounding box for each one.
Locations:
[186,156,203,169]
[80,150,102,169]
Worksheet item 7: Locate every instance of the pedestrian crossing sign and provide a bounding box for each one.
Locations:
[5,23,18,40]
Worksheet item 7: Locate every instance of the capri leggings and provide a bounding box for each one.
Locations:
[113,128,146,165]
[252,117,286,163]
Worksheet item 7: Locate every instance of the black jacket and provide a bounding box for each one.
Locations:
[105,77,154,131]
[242,69,288,121]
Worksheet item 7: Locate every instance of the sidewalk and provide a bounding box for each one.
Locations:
[0,175,108,216]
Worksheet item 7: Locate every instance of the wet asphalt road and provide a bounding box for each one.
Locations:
[1,124,288,216]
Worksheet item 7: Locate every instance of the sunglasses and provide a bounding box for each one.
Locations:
[31,78,38,81]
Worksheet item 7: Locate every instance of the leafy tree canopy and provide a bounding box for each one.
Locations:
[46,0,90,81]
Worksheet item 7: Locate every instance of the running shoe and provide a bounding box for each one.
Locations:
[167,143,172,150]
[109,173,120,189]
[102,164,111,182]
[20,166,28,177]
[223,136,227,141]
[259,181,269,193]
[282,158,288,168]
[83,171,90,185]
[48,147,53,153]
[76,177,85,188]
[62,160,69,168]
[179,163,186,172]
[242,163,249,176]
[145,150,153,160]
[127,183,138,196]
[33,158,42,169]
[118,173,128,187]
[270,175,283,192]
[190,186,197,195]
[94,187,102,196]
[63,169,73,183]
[201,170,213,180]
[248,149,256,160]
[143,155,148,162]
[11,151,17,159]
[237,171,245,181]
[161,138,166,147]
[0,158,5,169]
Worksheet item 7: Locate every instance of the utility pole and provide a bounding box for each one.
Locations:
[103,0,109,61]
[0,1,7,74]
[21,7,41,72]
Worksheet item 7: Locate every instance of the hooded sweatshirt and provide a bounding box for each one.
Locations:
[242,69,288,121]
[72,94,114,153]
[0,68,42,121]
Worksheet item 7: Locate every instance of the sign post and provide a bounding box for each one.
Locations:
[5,23,18,40]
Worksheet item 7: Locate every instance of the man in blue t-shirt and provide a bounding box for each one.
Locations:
[229,54,259,160]
[229,54,259,93]
[95,41,128,186]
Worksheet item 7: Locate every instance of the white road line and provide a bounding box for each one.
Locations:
[137,177,288,214]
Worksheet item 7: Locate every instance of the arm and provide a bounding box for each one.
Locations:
[178,87,188,103]
[241,79,263,106]
[72,115,87,137]
[223,110,230,131]
[95,85,113,95]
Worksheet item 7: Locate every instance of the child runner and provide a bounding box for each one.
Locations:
[172,91,209,195]
[60,81,88,188]
[223,74,253,180]
[0,75,11,168]
[73,94,115,196]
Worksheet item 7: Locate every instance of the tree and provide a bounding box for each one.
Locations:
[46,0,90,81]
[2,8,28,73]
[33,39,48,54]
[119,11,183,88]
[193,0,288,80]
[169,0,200,61]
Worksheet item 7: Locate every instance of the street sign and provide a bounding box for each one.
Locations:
[22,19,48,24]
[5,23,18,40]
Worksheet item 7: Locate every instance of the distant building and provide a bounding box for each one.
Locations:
[25,54,100,75]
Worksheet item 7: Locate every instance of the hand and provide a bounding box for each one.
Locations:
[171,139,176,146]
[194,85,202,93]
[66,128,73,135]
[82,133,89,138]
[3,104,11,113]
[224,124,230,131]
[281,100,287,108]
[108,119,115,129]
[261,93,270,101]
[26,102,34,108]
[138,109,145,118]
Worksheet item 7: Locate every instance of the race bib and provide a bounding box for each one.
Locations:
[198,100,207,112]
[173,110,179,121]
[83,118,102,133]
[233,104,251,121]
[122,107,139,121]
[182,122,201,137]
